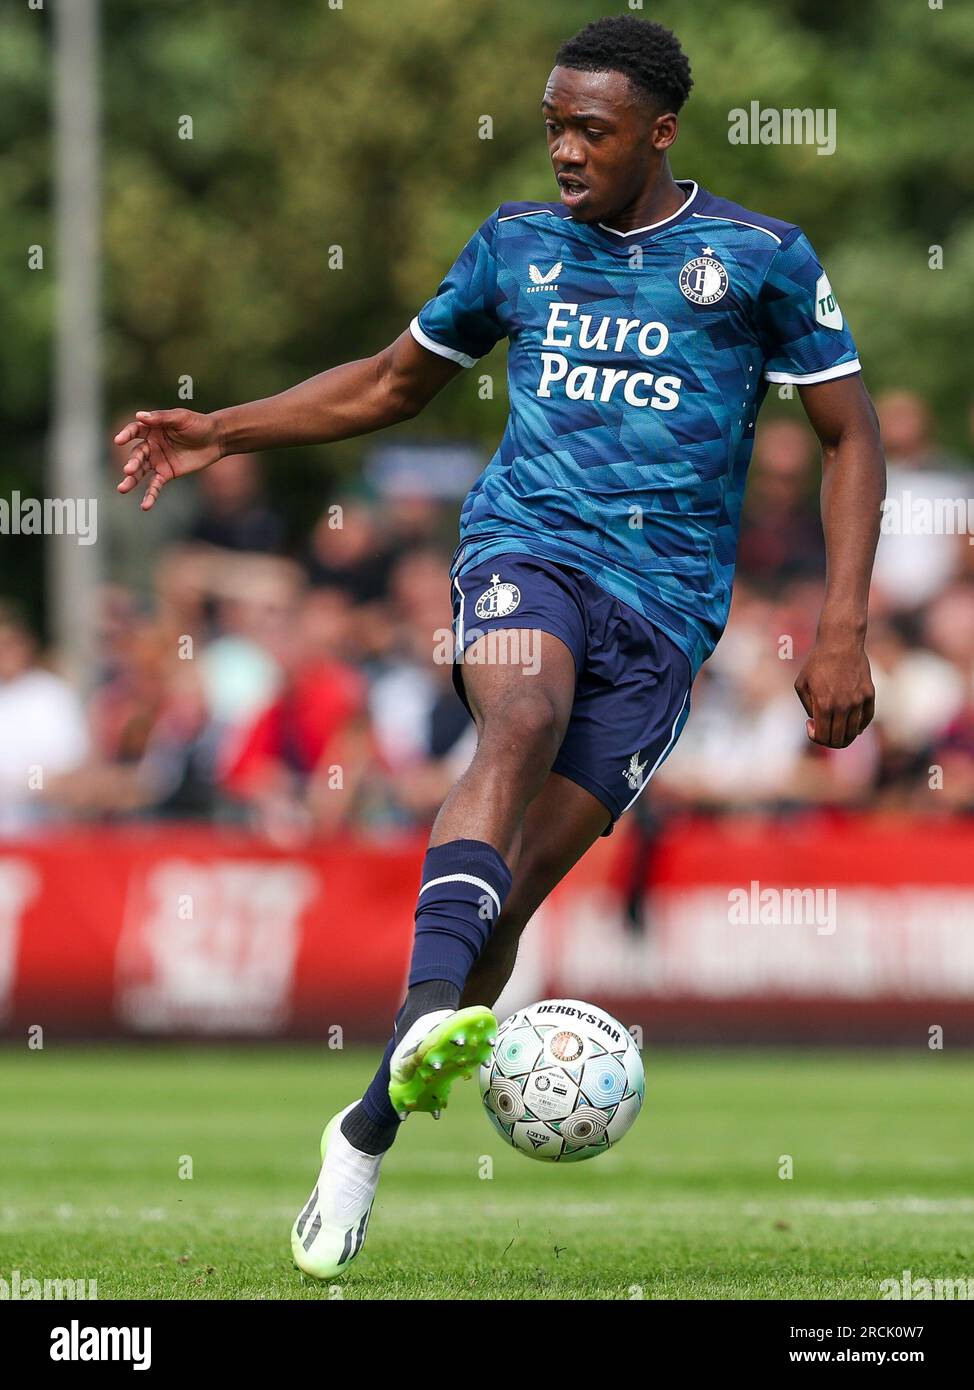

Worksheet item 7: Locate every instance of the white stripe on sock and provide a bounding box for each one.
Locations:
[418,872,501,918]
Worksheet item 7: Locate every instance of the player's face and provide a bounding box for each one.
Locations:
[542,67,671,223]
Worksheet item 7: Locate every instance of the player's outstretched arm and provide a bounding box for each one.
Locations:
[794,374,886,748]
[113,329,462,511]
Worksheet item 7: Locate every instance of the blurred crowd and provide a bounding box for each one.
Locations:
[2,388,974,841]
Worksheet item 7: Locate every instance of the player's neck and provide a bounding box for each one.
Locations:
[599,168,687,235]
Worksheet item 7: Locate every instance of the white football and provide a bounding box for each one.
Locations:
[479,998,644,1162]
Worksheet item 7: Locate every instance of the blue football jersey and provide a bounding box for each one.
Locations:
[410,180,860,673]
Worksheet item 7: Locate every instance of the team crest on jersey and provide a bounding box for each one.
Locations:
[475,573,521,620]
[679,253,729,305]
[623,751,648,790]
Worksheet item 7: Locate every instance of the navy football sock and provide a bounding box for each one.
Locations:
[409,839,512,989]
[394,977,461,1037]
[343,840,512,1154]
[346,1027,402,1152]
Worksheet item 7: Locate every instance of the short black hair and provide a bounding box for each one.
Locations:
[554,16,692,114]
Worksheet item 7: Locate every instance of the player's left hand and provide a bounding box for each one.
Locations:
[794,639,875,748]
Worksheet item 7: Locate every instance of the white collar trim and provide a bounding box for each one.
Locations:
[597,180,698,237]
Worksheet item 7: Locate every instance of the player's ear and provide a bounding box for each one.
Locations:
[651,111,679,151]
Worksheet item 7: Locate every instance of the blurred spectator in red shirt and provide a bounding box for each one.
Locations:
[220,586,371,842]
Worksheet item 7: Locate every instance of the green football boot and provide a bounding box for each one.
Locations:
[388,1006,498,1118]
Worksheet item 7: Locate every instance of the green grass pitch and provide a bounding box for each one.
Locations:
[0,1044,971,1300]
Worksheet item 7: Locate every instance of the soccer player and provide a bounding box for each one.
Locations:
[114,17,885,1277]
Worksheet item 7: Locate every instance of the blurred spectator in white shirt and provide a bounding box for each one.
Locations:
[872,390,972,610]
[0,602,90,835]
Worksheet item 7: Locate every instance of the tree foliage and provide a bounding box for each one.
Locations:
[2,0,972,610]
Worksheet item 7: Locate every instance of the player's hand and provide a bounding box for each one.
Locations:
[113,408,222,511]
[794,638,875,748]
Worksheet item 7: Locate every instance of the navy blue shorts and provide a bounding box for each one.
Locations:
[450,553,693,835]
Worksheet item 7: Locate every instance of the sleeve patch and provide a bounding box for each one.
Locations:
[814,273,843,330]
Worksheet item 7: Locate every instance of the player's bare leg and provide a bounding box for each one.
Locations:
[459,771,611,1009]
[427,628,578,859]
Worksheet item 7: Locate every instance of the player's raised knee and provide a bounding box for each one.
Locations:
[481,687,564,763]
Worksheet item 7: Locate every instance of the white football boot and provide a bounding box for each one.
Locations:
[290,1100,384,1280]
[290,1007,497,1278]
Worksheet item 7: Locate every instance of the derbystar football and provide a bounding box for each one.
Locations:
[479,998,644,1161]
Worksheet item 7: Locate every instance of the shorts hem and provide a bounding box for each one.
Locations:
[548,755,618,836]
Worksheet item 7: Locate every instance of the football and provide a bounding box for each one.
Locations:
[479,998,644,1161]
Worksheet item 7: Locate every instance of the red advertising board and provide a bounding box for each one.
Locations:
[1,817,972,1042]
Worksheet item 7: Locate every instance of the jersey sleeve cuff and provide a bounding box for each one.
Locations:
[763,357,861,385]
[409,316,478,369]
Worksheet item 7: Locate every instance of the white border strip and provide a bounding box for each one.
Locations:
[498,208,567,223]
[691,211,783,244]
[764,357,861,385]
[453,573,465,661]
[621,686,690,816]
[418,873,501,918]
[408,316,477,369]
